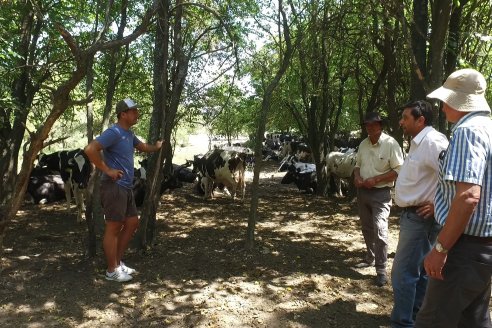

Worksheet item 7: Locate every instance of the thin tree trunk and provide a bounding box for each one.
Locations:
[246,0,296,250]
[136,0,170,251]
[84,56,98,257]
[410,0,428,100]
[428,0,452,132]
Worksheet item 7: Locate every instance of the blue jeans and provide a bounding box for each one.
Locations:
[391,209,440,327]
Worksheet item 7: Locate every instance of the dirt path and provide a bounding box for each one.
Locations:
[0,162,400,328]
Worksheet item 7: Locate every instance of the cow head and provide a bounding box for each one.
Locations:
[132,175,146,207]
[67,150,93,188]
[173,164,197,183]
[36,152,61,171]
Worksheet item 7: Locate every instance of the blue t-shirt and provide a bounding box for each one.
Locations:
[96,124,141,189]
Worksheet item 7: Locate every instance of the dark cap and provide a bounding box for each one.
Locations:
[363,112,383,124]
[116,98,138,114]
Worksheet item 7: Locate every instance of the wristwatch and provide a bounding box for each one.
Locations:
[435,240,448,254]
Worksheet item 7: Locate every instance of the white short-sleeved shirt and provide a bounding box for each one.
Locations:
[395,126,448,207]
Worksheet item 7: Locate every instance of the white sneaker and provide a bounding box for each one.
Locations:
[120,261,136,275]
[105,266,133,282]
[354,261,375,268]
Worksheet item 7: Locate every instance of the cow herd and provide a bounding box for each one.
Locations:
[268,132,359,196]
[25,133,360,221]
[25,145,250,220]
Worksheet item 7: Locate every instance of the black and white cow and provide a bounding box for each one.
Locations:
[132,160,189,207]
[138,159,195,186]
[192,149,246,200]
[279,141,311,159]
[278,154,299,172]
[37,149,93,222]
[26,167,66,204]
[281,162,317,194]
[220,145,255,170]
[172,164,197,184]
[262,147,280,161]
[324,149,357,197]
[132,173,147,208]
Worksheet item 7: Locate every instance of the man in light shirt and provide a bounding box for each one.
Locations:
[391,100,448,327]
[354,112,405,287]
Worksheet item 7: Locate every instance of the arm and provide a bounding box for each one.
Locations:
[353,167,363,188]
[364,140,404,187]
[423,182,481,280]
[135,140,163,153]
[362,169,398,188]
[84,140,123,180]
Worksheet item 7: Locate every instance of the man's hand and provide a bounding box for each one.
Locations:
[362,177,377,188]
[354,176,364,188]
[106,168,124,181]
[136,140,165,153]
[424,248,447,280]
[416,201,435,219]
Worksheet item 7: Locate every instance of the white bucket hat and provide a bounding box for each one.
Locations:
[427,68,491,113]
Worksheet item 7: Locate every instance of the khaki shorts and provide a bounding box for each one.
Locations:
[100,180,138,221]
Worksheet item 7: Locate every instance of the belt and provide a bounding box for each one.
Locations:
[402,206,419,212]
[460,234,492,245]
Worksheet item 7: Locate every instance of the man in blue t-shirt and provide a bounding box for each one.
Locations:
[84,98,162,282]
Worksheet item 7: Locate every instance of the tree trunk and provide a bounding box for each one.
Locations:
[410,0,428,100]
[383,17,401,145]
[246,0,295,250]
[0,4,43,208]
[444,1,468,76]
[135,0,170,251]
[0,63,89,246]
[428,0,452,132]
[84,55,98,257]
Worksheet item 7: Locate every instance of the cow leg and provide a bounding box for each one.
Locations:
[239,173,246,199]
[200,177,207,199]
[201,177,213,199]
[335,177,343,198]
[207,179,215,199]
[229,183,236,201]
[73,185,85,223]
[222,186,232,198]
[232,177,243,201]
[64,179,73,209]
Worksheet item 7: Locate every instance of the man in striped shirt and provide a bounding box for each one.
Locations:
[415,69,492,327]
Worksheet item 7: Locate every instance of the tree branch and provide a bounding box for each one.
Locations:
[55,23,80,60]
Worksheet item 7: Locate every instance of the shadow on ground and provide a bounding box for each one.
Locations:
[0,162,399,327]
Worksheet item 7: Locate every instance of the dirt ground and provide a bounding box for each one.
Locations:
[0,158,404,328]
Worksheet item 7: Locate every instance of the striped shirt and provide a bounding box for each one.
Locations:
[434,112,492,237]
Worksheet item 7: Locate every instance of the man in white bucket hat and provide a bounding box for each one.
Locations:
[415,69,492,327]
